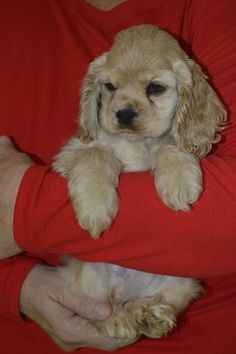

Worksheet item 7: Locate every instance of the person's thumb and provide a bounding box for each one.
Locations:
[62,292,113,321]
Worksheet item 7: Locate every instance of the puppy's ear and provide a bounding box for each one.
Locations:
[171,58,227,157]
[78,53,107,143]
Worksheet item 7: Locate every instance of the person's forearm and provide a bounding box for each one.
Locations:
[13,152,236,278]
[0,137,33,259]
[0,255,40,319]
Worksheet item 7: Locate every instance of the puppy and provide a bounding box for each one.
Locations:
[53,24,226,239]
[58,257,201,347]
[53,25,225,345]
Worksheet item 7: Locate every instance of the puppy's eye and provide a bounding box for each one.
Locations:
[146,82,167,96]
[104,83,117,92]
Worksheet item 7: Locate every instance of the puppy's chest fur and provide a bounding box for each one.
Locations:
[95,131,162,172]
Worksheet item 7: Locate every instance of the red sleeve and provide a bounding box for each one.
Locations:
[0,256,39,320]
[14,0,236,279]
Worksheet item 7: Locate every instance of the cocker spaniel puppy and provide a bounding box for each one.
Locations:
[58,257,201,348]
[52,25,226,346]
[54,25,226,238]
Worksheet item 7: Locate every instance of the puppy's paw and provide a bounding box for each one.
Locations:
[70,182,119,239]
[130,300,176,338]
[155,156,203,211]
[95,307,138,345]
[53,138,84,178]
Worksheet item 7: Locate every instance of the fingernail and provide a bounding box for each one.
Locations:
[95,303,111,318]
[0,136,10,144]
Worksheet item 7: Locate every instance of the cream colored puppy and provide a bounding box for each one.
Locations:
[53,25,226,345]
[54,25,226,238]
[58,257,201,346]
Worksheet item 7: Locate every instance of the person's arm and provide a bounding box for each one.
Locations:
[0,255,39,320]
[11,153,236,279]
[0,137,32,258]
[0,138,122,351]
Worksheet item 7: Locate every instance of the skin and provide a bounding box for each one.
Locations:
[0,1,127,351]
[86,0,127,11]
[0,136,32,259]
[20,264,120,351]
[0,138,119,350]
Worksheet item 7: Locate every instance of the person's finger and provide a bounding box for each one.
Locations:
[62,315,122,351]
[0,136,12,145]
[62,291,113,321]
[81,323,122,351]
[0,136,14,158]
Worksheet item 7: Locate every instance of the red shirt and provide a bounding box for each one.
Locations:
[0,1,236,353]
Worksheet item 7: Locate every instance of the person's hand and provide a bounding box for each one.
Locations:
[20,264,121,352]
[0,136,33,258]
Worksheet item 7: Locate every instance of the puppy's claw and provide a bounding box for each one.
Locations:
[94,308,139,346]
[80,219,111,239]
[71,183,119,239]
[159,182,203,211]
[133,302,176,338]
[77,213,114,239]
[155,165,203,211]
[90,230,102,240]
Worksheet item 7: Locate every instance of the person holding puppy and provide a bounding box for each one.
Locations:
[0,0,236,353]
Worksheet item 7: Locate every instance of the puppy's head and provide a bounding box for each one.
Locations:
[78,25,226,156]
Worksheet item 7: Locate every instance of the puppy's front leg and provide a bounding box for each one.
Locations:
[67,147,121,238]
[152,145,203,211]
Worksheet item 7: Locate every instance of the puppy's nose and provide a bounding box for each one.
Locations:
[116,109,137,127]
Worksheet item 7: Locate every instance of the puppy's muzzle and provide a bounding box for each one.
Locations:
[116,109,138,127]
